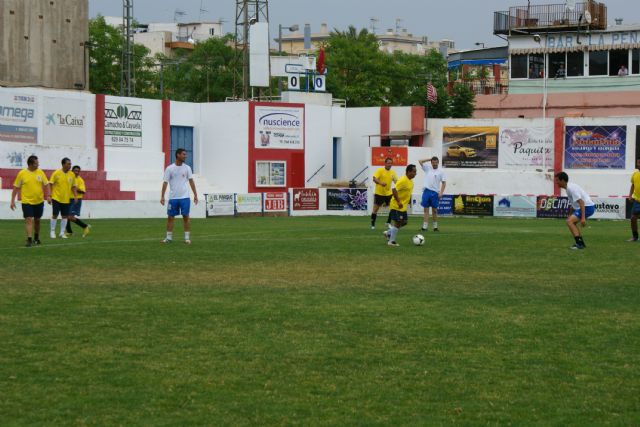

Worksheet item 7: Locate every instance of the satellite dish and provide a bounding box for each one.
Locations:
[584,10,592,24]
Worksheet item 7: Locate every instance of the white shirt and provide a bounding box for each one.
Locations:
[422,162,446,192]
[565,182,594,209]
[163,163,193,200]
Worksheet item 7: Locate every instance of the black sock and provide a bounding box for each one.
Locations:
[75,218,88,228]
[371,213,377,226]
[27,237,32,243]
[34,233,39,241]
[634,231,639,239]
[66,221,73,233]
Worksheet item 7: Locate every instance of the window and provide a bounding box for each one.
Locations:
[633,49,640,75]
[548,53,565,78]
[609,49,629,76]
[588,51,608,76]
[209,28,215,36]
[511,54,528,79]
[256,161,286,187]
[529,54,544,78]
[566,51,584,76]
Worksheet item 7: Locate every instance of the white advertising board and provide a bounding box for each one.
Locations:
[254,105,304,150]
[592,197,626,220]
[493,195,537,217]
[236,193,263,213]
[43,97,88,146]
[499,127,554,169]
[206,193,235,217]
[104,102,143,148]
[0,92,38,144]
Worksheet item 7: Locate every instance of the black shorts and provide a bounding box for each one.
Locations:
[374,194,393,207]
[22,202,44,219]
[52,200,70,217]
[389,209,408,224]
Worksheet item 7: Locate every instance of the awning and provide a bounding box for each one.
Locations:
[510,42,640,54]
[447,59,507,69]
[366,130,430,138]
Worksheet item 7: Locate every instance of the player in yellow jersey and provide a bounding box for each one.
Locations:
[65,165,91,237]
[383,164,417,247]
[48,157,77,239]
[628,158,640,242]
[371,157,398,229]
[10,155,51,247]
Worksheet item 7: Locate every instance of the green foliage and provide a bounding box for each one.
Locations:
[450,83,476,118]
[1,216,639,424]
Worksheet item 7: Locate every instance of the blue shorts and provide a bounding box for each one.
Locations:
[389,209,408,224]
[22,202,44,219]
[632,200,640,215]
[70,199,83,216]
[573,205,596,219]
[168,198,191,217]
[421,189,440,209]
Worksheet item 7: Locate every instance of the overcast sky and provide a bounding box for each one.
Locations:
[89,0,638,50]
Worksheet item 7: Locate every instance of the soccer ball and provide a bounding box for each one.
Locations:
[412,234,425,246]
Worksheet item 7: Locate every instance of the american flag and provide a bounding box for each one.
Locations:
[426,82,438,104]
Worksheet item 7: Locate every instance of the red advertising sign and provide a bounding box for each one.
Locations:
[371,147,408,166]
[264,192,287,212]
[292,188,319,210]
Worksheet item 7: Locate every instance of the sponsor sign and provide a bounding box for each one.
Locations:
[236,193,263,213]
[264,192,287,212]
[254,105,304,149]
[0,92,38,144]
[104,102,143,147]
[536,195,571,218]
[453,195,494,216]
[43,97,87,146]
[592,197,625,220]
[564,126,626,169]
[410,193,453,216]
[292,188,319,210]
[442,126,499,168]
[327,188,368,211]
[371,147,408,166]
[205,193,235,217]
[493,195,537,217]
[499,127,553,169]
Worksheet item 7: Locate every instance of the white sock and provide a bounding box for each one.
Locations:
[422,222,428,230]
[433,221,438,229]
[50,219,57,233]
[185,232,190,241]
[389,226,399,242]
[166,231,173,240]
[60,219,68,235]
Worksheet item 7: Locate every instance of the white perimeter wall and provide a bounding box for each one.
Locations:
[344,107,380,182]
[304,104,335,187]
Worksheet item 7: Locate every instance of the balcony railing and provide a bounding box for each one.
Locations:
[449,78,509,96]
[494,1,607,34]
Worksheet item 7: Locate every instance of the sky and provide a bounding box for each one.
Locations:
[89,0,639,50]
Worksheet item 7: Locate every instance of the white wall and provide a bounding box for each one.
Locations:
[344,107,380,182]
[170,100,201,172]
[304,104,334,187]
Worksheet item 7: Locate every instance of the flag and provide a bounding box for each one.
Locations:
[427,82,438,104]
[316,47,326,74]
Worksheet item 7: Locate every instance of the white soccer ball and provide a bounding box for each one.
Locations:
[412,234,425,246]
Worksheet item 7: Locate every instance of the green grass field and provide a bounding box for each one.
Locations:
[1,216,639,425]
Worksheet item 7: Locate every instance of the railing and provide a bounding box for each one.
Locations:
[450,78,509,96]
[494,1,607,33]
[306,164,326,183]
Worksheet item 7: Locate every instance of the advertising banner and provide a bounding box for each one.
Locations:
[442,126,499,168]
[493,195,537,218]
[371,147,408,166]
[104,102,143,147]
[236,193,263,213]
[453,195,494,216]
[564,126,626,169]
[264,192,288,212]
[327,188,368,211]
[0,92,38,144]
[43,97,87,146]
[536,196,571,218]
[292,188,319,210]
[592,197,625,220]
[254,105,304,149]
[205,193,235,217]
[499,127,553,169]
[410,193,453,216]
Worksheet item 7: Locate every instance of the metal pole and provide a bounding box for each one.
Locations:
[278,25,283,95]
[542,52,547,172]
[160,62,164,99]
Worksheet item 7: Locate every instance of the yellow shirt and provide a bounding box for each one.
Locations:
[389,175,414,212]
[50,169,76,203]
[13,168,49,205]
[373,167,397,197]
[631,169,640,201]
[75,176,86,200]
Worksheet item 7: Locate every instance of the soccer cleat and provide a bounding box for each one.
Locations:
[420,227,427,231]
[161,238,172,244]
[82,225,91,238]
[59,233,68,239]
[50,231,56,239]
[570,244,585,250]
[25,240,32,247]
[184,239,192,245]
[387,241,399,247]
[626,237,638,242]
[433,228,439,232]
[383,230,390,241]
[370,225,375,230]
[34,239,41,245]
[64,232,72,238]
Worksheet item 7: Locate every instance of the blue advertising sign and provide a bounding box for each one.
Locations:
[437,195,453,216]
[326,188,368,211]
[564,126,626,169]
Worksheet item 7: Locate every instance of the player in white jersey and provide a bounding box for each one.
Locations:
[554,171,596,250]
[418,156,446,232]
[161,149,198,244]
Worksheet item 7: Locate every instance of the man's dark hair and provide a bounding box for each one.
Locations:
[175,148,186,158]
[555,171,569,182]
[72,165,81,172]
[27,155,38,166]
[406,164,416,173]
[61,157,70,166]
[431,156,439,161]
[384,157,393,163]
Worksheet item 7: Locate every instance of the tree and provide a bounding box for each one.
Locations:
[449,83,475,118]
